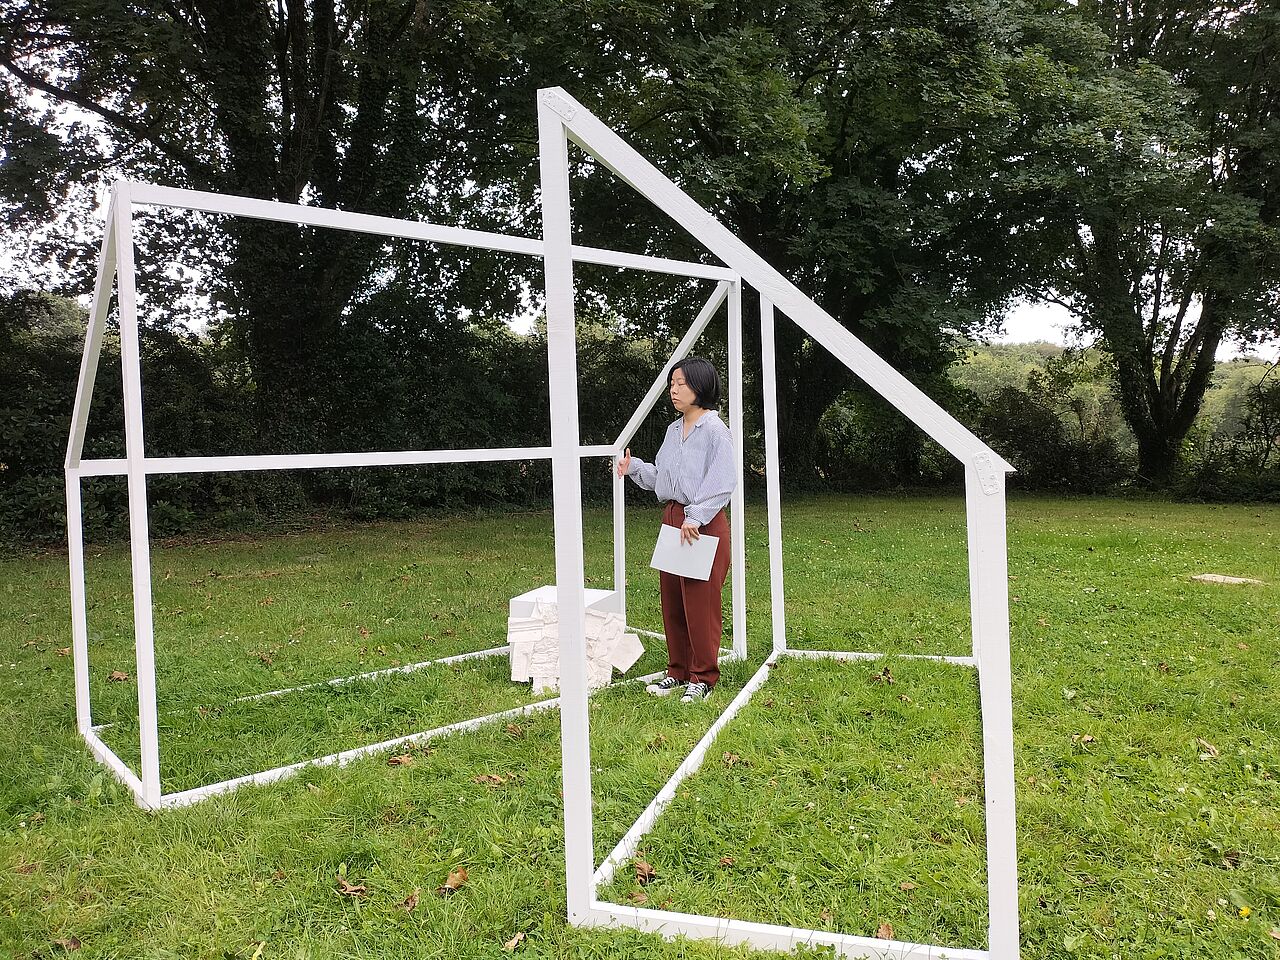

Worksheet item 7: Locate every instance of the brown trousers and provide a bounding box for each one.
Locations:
[659,501,731,687]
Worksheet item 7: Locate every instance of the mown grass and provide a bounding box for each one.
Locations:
[0,494,1277,959]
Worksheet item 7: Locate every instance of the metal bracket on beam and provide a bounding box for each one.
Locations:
[539,89,578,122]
[974,452,1003,496]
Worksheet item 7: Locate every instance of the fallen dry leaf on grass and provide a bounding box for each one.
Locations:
[1196,737,1220,759]
[819,908,833,924]
[722,752,742,767]
[271,869,286,881]
[900,881,918,891]
[627,889,648,904]
[718,856,735,867]
[108,671,129,682]
[1071,733,1096,746]
[502,931,526,952]
[473,773,508,786]
[357,625,371,638]
[53,936,82,951]
[634,859,657,885]
[398,889,420,912]
[436,866,467,897]
[504,723,525,739]
[336,876,367,897]
[387,754,414,767]
[56,647,70,657]
[1269,928,1280,941]
[876,922,894,940]
[871,666,894,684]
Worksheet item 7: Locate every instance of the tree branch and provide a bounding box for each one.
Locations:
[0,55,220,185]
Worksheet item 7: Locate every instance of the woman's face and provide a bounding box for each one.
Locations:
[669,368,698,413]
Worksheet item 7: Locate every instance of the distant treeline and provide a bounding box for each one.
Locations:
[2,291,1277,545]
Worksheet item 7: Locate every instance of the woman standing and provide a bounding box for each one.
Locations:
[617,357,736,703]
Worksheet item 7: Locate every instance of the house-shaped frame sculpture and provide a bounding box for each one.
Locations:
[538,88,1020,960]
[66,87,1018,959]
[64,181,748,811]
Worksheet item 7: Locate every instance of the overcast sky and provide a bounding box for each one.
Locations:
[995,298,1277,363]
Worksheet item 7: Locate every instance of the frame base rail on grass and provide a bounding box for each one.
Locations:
[64,176,746,811]
[539,87,1021,959]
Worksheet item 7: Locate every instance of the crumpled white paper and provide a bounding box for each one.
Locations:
[509,599,644,694]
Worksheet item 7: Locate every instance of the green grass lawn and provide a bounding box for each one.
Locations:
[1,494,1277,959]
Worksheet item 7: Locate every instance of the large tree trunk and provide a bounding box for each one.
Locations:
[1088,217,1227,486]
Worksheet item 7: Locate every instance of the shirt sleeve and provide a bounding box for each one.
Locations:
[626,455,659,492]
[682,427,737,527]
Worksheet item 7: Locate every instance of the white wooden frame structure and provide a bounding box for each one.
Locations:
[65,179,747,811]
[66,86,1019,959]
[538,88,1020,959]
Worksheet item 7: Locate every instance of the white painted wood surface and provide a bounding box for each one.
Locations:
[130,181,734,282]
[760,299,788,653]
[546,86,1012,471]
[113,188,163,807]
[727,279,747,659]
[539,94,596,926]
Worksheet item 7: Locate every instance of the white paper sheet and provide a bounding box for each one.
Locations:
[649,524,719,580]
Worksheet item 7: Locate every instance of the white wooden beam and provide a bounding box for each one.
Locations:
[112,184,162,806]
[541,86,1013,472]
[128,181,735,282]
[966,467,1020,959]
[727,279,747,659]
[760,299,787,654]
[538,94,596,925]
[585,902,988,960]
[72,444,616,477]
[594,654,776,888]
[65,192,118,469]
[65,474,92,734]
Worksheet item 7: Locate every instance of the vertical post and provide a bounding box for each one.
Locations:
[114,183,163,806]
[759,298,786,654]
[538,91,594,923]
[966,465,1020,960]
[613,464,627,625]
[727,279,747,659]
[65,473,92,734]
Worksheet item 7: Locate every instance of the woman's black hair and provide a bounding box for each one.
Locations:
[670,357,721,410]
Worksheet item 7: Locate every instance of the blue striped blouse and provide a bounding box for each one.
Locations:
[625,411,737,527]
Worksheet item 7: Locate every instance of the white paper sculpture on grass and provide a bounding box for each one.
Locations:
[509,601,644,694]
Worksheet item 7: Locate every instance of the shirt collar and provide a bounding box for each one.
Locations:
[672,410,719,431]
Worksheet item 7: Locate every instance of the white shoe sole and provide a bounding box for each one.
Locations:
[646,683,687,697]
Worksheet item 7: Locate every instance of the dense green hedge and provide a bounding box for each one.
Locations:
[3,293,1276,545]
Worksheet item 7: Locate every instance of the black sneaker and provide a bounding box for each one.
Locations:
[646,676,688,697]
[680,681,713,703]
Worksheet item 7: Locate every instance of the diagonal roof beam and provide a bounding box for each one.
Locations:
[65,191,120,469]
[539,87,1013,472]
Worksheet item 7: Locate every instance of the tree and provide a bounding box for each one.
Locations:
[0,0,1132,487]
[1013,1,1280,485]
[0,0,538,451]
